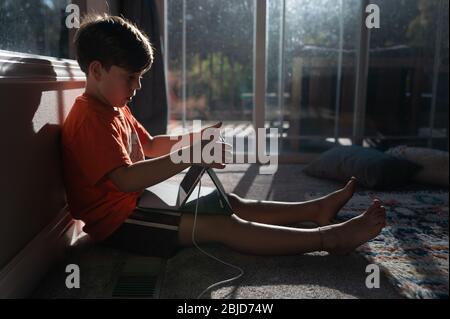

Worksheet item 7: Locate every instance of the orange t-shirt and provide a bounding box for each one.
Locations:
[61,92,152,241]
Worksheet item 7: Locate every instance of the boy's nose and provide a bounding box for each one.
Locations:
[135,77,142,90]
[130,79,141,91]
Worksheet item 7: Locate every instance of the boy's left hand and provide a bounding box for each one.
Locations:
[198,121,222,143]
[201,121,222,134]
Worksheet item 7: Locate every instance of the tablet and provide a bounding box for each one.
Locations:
[177,165,207,207]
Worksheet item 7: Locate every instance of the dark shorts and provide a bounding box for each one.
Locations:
[101,208,183,258]
[101,189,231,258]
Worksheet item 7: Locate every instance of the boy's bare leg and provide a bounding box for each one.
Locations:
[177,199,386,256]
[227,177,358,227]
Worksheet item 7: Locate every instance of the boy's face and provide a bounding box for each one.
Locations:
[96,65,145,108]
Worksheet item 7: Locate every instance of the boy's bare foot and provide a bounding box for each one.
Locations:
[319,200,386,255]
[315,177,358,226]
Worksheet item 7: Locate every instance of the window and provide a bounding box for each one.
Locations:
[0,0,71,58]
[366,0,449,150]
[164,0,449,154]
[165,0,254,135]
[267,0,361,153]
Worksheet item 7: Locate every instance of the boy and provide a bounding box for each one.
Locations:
[62,14,386,259]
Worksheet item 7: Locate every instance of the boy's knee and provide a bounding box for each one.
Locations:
[178,213,235,245]
[227,192,245,209]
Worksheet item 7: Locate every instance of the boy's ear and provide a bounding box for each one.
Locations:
[88,61,103,81]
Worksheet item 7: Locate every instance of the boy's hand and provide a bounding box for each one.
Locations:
[199,121,222,143]
[189,139,232,170]
[201,121,222,133]
[187,121,229,169]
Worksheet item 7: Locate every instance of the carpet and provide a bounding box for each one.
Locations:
[33,164,404,299]
[305,190,449,299]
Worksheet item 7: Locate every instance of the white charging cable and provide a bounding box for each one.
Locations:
[192,177,244,299]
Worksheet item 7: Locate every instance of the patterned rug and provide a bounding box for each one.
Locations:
[305,190,449,299]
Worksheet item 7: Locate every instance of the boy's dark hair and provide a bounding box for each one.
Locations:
[74,14,154,75]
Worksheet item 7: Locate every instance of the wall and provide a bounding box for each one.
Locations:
[0,50,85,270]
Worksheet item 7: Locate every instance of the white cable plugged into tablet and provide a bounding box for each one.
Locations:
[192,178,244,299]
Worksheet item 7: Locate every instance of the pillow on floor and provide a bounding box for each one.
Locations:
[303,145,422,189]
[386,145,449,187]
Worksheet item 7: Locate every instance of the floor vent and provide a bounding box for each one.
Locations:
[112,257,166,299]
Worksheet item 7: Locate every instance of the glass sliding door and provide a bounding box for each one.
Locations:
[266,0,361,155]
[165,0,254,138]
[365,0,448,150]
[164,0,449,159]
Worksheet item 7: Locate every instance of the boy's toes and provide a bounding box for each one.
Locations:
[366,201,380,215]
[372,199,382,208]
[374,208,386,223]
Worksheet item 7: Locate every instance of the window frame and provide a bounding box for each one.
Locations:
[151,0,450,158]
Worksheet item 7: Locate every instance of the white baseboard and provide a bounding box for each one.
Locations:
[0,206,78,298]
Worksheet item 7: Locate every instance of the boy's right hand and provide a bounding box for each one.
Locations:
[190,139,233,170]
[199,121,222,145]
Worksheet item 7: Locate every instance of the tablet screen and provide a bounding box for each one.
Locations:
[179,165,206,206]
[207,168,232,207]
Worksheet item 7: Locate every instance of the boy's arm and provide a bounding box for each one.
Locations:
[142,122,222,158]
[142,134,190,158]
[108,143,227,193]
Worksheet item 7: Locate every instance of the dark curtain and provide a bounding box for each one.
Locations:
[120,0,168,135]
